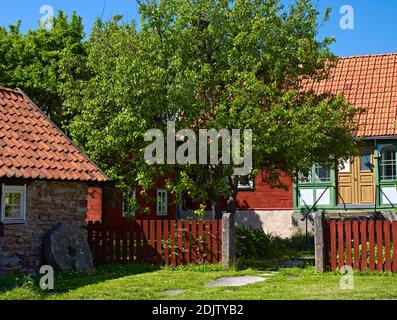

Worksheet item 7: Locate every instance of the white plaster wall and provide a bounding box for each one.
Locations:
[179,209,299,238]
[235,210,295,238]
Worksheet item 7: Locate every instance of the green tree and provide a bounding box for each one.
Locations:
[69,0,358,218]
[0,11,87,129]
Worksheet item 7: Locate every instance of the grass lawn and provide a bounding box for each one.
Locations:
[1,259,397,300]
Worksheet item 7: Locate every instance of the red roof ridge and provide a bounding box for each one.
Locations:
[0,86,21,93]
[338,52,397,60]
[303,52,397,137]
[15,88,110,182]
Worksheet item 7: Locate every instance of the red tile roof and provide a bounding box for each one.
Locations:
[0,87,109,182]
[302,53,397,137]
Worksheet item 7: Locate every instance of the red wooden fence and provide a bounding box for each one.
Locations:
[325,217,397,272]
[86,220,222,266]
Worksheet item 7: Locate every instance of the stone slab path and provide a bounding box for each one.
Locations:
[205,276,266,287]
[163,290,186,296]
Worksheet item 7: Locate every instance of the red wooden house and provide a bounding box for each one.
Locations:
[90,53,397,238]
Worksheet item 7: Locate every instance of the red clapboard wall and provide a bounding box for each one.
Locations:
[86,187,102,222]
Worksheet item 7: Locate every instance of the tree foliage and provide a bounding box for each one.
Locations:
[0,11,87,129]
[66,0,358,216]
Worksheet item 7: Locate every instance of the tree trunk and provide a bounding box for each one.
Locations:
[226,176,238,215]
[211,194,222,220]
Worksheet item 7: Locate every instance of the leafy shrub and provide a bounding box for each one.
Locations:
[236,226,314,259]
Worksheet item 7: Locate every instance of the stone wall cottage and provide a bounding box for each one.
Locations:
[0,87,109,275]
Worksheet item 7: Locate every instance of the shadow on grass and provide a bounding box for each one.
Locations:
[0,263,161,297]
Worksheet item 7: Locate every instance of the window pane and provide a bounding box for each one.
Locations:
[5,205,22,219]
[360,152,371,171]
[314,164,330,182]
[157,191,167,214]
[380,148,396,180]
[5,192,22,205]
[5,193,12,205]
[339,159,351,173]
[298,171,312,183]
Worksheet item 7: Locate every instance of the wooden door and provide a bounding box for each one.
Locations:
[356,149,374,204]
[337,149,374,205]
[338,158,354,204]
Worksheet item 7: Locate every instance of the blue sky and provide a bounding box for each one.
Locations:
[1,0,396,57]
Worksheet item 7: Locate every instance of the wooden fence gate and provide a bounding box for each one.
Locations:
[87,220,222,266]
[319,216,397,272]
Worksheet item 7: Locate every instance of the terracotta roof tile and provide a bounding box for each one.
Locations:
[302,53,397,137]
[0,87,109,182]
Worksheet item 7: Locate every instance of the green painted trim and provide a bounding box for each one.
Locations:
[293,141,397,211]
[293,165,336,210]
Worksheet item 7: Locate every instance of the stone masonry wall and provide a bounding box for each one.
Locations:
[0,181,88,275]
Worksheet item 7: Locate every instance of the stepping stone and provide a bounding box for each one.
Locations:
[205,276,265,287]
[276,261,305,268]
[259,273,277,277]
[287,275,302,280]
[163,290,186,296]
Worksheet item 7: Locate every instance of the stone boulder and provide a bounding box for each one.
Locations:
[44,222,94,273]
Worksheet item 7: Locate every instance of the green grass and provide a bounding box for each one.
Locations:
[1,260,397,300]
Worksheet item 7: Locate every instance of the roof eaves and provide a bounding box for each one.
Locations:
[15,88,110,183]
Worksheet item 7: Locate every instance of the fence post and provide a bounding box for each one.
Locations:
[222,213,236,268]
[314,212,325,273]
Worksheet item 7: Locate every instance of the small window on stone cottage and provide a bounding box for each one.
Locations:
[1,184,26,223]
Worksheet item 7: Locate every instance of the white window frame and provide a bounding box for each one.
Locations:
[338,159,351,173]
[237,175,254,191]
[1,184,27,224]
[122,189,136,217]
[156,189,168,216]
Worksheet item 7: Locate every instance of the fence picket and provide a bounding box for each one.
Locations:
[150,220,156,264]
[191,221,197,264]
[337,220,344,269]
[170,220,176,267]
[129,222,135,263]
[184,221,191,264]
[136,220,142,264]
[163,220,170,266]
[345,220,352,267]
[352,220,360,270]
[212,220,218,263]
[330,220,337,270]
[198,220,205,264]
[205,220,211,263]
[360,220,367,271]
[393,222,397,272]
[376,219,383,271]
[384,220,391,272]
[156,220,162,264]
[177,221,183,265]
[87,219,222,267]
[368,220,375,270]
[142,220,149,264]
[115,225,121,263]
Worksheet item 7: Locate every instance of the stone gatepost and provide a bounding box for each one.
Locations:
[222,212,236,268]
[314,212,325,273]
